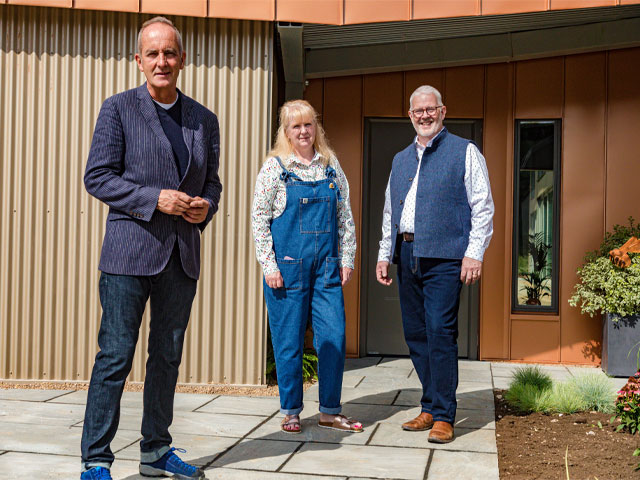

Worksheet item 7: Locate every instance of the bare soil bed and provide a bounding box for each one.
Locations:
[495,389,640,479]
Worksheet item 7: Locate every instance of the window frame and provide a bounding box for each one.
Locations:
[511,119,562,314]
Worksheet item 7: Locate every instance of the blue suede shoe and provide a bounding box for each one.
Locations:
[80,467,112,480]
[139,447,205,479]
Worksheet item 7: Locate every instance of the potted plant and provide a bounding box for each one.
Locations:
[520,233,552,306]
[569,217,640,376]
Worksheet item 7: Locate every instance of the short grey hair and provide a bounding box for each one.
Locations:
[137,16,183,55]
[409,85,443,108]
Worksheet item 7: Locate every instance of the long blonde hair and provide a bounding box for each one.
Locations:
[267,100,336,165]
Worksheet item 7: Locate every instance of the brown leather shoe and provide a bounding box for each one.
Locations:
[428,421,454,443]
[401,412,434,431]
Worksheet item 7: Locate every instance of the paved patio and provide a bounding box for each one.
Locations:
[0,358,627,480]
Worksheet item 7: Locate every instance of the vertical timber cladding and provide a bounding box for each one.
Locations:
[312,51,640,364]
[0,5,272,384]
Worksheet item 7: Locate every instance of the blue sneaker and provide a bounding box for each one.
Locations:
[139,447,205,479]
[80,467,112,480]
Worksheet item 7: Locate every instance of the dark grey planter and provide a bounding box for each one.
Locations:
[602,314,640,377]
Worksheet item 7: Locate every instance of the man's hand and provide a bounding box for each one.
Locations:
[265,271,284,289]
[157,189,194,215]
[461,256,482,285]
[340,267,353,287]
[182,196,209,224]
[376,261,393,286]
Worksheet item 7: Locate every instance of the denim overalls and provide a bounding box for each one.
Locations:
[264,157,346,415]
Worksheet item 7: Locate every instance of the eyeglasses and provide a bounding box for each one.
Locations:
[409,106,442,118]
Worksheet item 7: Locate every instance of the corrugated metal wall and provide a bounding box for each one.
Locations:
[0,5,272,384]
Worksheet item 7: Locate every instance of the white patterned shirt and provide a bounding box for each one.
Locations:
[378,133,494,263]
[252,152,356,276]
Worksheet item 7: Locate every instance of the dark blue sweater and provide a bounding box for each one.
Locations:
[154,96,189,180]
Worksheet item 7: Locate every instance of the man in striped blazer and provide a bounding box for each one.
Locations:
[80,17,221,480]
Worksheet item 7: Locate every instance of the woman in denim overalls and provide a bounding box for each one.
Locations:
[252,100,362,433]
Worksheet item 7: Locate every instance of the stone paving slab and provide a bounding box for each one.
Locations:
[610,376,631,390]
[247,414,373,445]
[565,365,606,375]
[345,365,415,380]
[394,384,494,412]
[115,432,238,466]
[459,368,493,384]
[491,362,570,372]
[378,357,415,370]
[368,423,497,453]
[304,385,400,406]
[105,408,266,438]
[427,450,499,479]
[344,357,381,371]
[195,395,280,416]
[492,376,511,390]
[246,401,374,444]
[357,374,423,390]
[53,390,216,412]
[205,468,346,480]
[0,389,73,402]
[341,402,494,430]
[0,422,139,456]
[282,443,430,480]
[459,360,492,371]
[453,408,495,430]
[0,400,86,426]
[212,438,301,471]
[339,374,365,388]
[408,367,493,387]
[340,402,412,427]
[490,363,571,380]
[0,452,150,479]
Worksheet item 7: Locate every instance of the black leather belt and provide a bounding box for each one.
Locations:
[402,232,414,242]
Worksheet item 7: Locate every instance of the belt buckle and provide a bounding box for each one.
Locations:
[403,232,414,242]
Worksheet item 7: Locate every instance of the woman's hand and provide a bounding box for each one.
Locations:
[340,267,353,287]
[265,271,284,289]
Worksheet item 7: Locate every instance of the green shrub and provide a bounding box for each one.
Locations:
[550,382,587,414]
[302,349,319,382]
[505,366,554,413]
[569,256,640,318]
[504,366,616,415]
[566,373,616,414]
[510,366,554,391]
[506,383,554,413]
[569,217,640,318]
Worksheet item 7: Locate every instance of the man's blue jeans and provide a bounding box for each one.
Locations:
[397,240,462,424]
[81,247,197,471]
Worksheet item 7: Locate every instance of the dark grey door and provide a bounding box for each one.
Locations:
[361,119,482,358]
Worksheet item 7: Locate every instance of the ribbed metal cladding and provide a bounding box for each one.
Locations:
[0,5,272,385]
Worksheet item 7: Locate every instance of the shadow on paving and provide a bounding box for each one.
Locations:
[114,387,495,478]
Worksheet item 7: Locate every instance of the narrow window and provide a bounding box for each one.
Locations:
[512,120,561,313]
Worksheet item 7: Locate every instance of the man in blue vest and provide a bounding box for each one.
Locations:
[375,85,494,443]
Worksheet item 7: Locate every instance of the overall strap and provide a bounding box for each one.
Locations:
[276,156,302,183]
[325,164,342,202]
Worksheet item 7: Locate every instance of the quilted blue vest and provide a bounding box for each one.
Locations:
[389,127,471,262]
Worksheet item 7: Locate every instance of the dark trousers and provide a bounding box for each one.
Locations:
[81,247,197,470]
[397,240,462,424]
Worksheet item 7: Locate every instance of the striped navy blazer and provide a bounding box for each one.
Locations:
[84,84,222,280]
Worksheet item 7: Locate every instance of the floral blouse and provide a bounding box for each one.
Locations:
[251,152,356,276]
